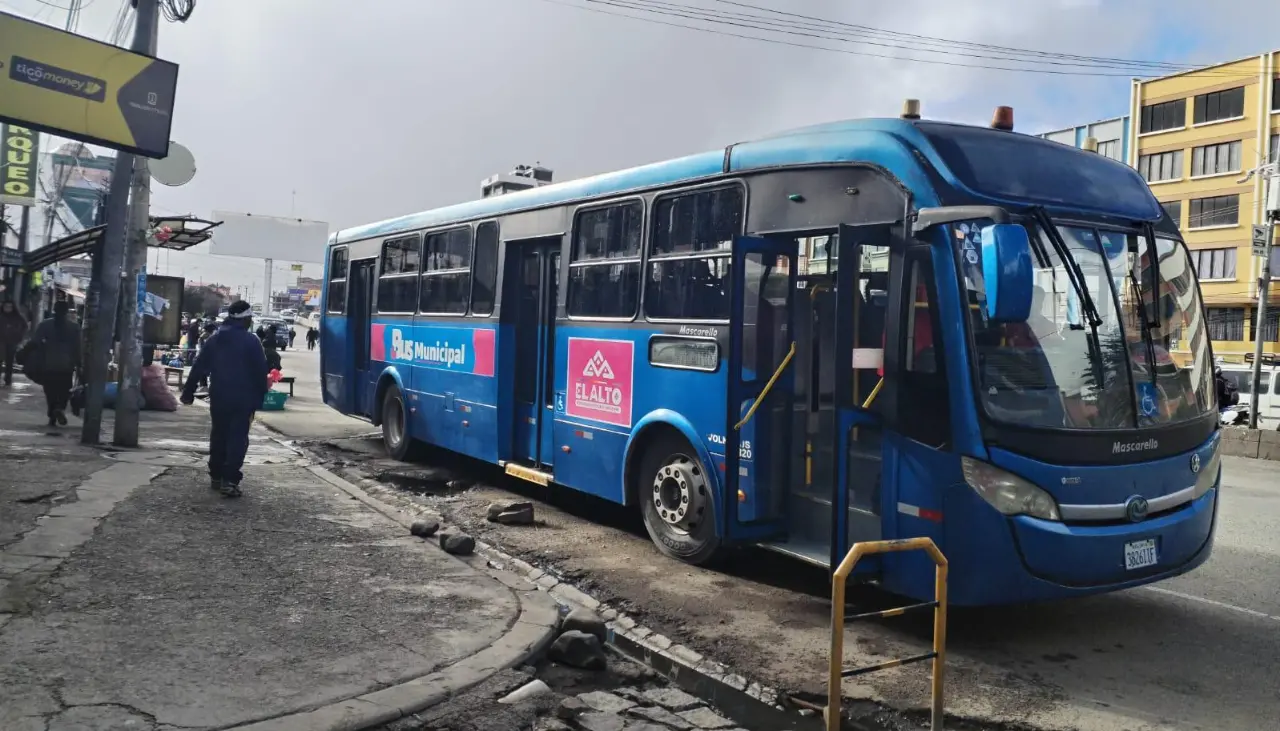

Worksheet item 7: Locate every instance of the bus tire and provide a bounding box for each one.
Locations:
[381,384,415,461]
[638,433,722,566]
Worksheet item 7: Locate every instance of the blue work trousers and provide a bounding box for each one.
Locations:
[209,406,255,485]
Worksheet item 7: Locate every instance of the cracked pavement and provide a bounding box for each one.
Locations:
[0,376,524,730]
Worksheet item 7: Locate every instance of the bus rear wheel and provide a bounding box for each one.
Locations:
[381,384,416,461]
[638,433,722,565]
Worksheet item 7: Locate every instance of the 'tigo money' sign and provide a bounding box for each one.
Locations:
[0,124,38,207]
[0,12,178,159]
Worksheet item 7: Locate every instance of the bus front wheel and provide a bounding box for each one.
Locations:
[638,433,722,565]
[381,384,416,461]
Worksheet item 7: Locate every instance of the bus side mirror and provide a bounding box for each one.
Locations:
[980,224,1033,323]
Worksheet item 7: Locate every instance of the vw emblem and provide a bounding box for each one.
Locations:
[1125,495,1150,523]
[1190,454,1201,474]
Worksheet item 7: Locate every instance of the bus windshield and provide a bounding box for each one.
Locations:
[958,220,1214,430]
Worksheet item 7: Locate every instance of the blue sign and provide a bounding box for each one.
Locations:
[1136,381,1160,419]
[136,267,147,316]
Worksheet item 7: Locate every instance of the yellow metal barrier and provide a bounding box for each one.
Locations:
[826,538,948,731]
[733,341,796,431]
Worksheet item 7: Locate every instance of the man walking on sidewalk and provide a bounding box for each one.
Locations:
[180,301,269,497]
[0,298,28,386]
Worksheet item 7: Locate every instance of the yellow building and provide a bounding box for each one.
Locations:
[1129,52,1280,362]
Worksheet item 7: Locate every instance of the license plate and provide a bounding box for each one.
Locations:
[1124,539,1158,570]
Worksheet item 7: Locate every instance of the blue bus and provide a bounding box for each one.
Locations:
[320,108,1220,606]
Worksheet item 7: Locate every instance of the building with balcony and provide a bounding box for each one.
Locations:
[1038,116,1131,161]
[1128,52,1280,362]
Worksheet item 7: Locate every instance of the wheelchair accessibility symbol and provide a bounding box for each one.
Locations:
[1137,382,1159,418]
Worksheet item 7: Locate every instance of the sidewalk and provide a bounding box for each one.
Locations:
[0,375,558,731]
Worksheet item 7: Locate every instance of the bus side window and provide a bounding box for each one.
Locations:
[327,247,349,314]
[898,254,950,447]
[645,185,743,321]
[567,202,643,319]
[470,221,499,316]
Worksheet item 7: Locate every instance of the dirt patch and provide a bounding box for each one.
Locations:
[307,439,1068,730]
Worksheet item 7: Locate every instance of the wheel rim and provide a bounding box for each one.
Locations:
[651,454,707,535]
[386,396,404,448]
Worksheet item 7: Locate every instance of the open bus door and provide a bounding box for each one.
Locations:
[830,223,892,570]
[724,236,798,541]
[347,259,377,417]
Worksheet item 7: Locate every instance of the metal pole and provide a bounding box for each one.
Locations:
[106,0,160,447]
[16,205,30,308]
[1249,171,1278,430]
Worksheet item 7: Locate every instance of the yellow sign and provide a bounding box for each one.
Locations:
[0,123,37,206]
[0,12,179,158]
[290,263,304,272]
[306,288,321,301]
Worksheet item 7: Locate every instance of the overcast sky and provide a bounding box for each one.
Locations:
[5,0,1280,299]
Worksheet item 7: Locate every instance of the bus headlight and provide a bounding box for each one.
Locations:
[1191,448,1220,501]
[961,457,1061,521]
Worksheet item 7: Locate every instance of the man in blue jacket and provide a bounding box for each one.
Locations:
[181,300,269,497]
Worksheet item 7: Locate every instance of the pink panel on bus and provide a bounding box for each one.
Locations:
[566,337,634,428]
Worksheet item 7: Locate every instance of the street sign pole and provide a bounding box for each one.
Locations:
[1248,174,1279,430]
[112,0,161,447]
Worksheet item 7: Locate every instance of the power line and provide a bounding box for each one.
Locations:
[531,0,1253,79]
[709,0,1194,72]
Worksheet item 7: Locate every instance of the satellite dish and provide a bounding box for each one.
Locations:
[150,141,197,187]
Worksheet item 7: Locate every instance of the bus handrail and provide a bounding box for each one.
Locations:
[733,341,797,431]
[826,538,948,731]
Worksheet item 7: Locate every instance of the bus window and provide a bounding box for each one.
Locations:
[645,186,743,321]
[326,247,349,314]
[567,201,642,319]
[470,221,499,316]
[899,253,950,446]
[377,234,421,314]
[420,227,472,315]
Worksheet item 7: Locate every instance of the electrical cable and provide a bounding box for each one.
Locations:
[531,0,1255,79]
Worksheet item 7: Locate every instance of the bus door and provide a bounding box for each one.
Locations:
[509,240,561,468]
[829,223,892,569]
[724,236,797,540]
[348,259,377,417]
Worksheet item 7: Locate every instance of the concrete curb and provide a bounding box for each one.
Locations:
[222,461,560,731]
[328,470,800,731]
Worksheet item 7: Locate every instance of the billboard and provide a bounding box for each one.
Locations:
[51,151,113,228]
[0,12,179,158]
[209,210,330,264]
[0,124,38,206]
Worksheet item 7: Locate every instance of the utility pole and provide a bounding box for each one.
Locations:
[112,0,161,448]
[81,0,160,446]
[1246,162,1280,430]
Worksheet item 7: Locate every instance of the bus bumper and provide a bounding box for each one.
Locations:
[941,484,1218,606]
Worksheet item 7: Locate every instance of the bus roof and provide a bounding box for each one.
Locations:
[334,118,1161,246]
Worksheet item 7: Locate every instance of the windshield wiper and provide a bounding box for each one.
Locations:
[1027,207,1108,390]
[1126,249,1158,390]
[1028,207,1103,329]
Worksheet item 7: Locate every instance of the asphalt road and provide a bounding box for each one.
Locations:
[271,345,1280,731]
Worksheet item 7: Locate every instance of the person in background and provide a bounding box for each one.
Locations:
[287,326,297,350]
[262,327,282,373]
[184,318,201,364]
[305,326,318,351]
[27,300,81,426]
[0,299,28,386]
[180,300,269,498]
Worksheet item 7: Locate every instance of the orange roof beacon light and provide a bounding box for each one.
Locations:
[990,106,1014,131]
[1082,136,1099,153]
[901,98,922,120]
